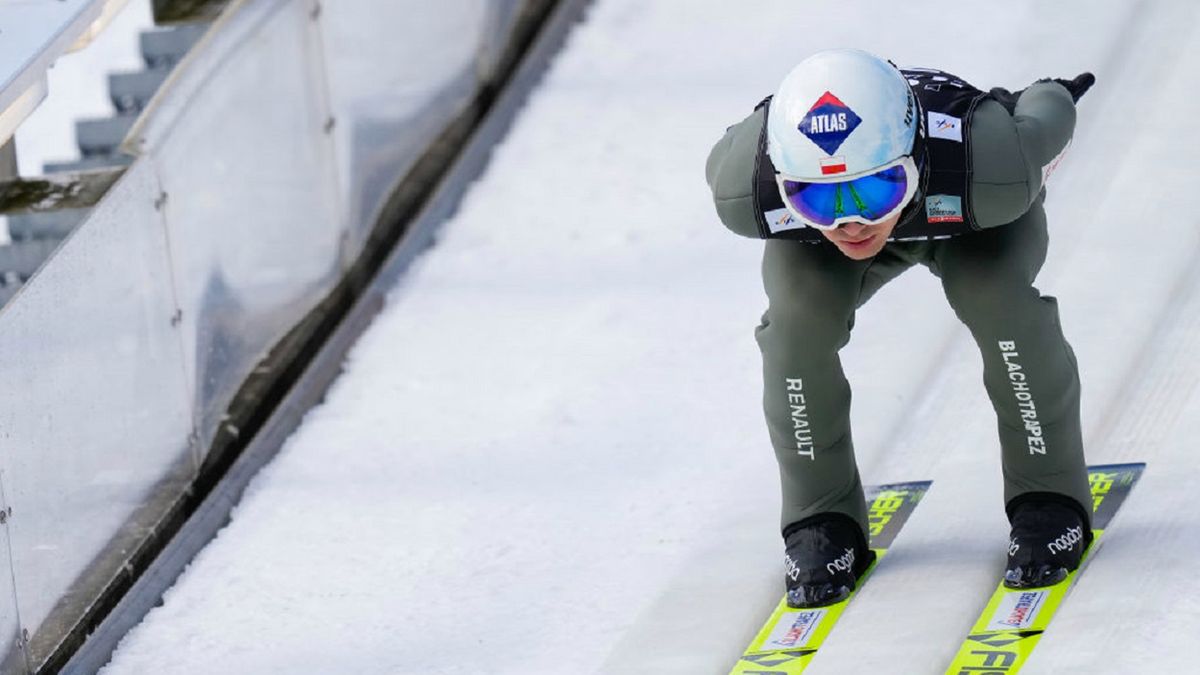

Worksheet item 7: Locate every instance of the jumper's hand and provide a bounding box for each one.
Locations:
[1039,72,1096,103]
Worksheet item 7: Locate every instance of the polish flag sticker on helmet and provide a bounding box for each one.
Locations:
[928,111,963,142]
[799,91,862,155]
[820,156,848,175]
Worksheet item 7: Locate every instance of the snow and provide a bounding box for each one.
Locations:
[100,1,1200,673]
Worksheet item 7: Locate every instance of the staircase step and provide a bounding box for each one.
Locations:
[7,209,88,241]
[43,154,134,174]
[0,281,19,307]
[109,67,171,115]
[0,239,61,279]
[75,115,138,158]
[139,23,207,69]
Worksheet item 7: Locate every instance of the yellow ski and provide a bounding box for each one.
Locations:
[945,463,1144,674]
[730,480,931,674]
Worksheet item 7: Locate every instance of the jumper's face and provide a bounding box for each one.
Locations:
[819,212,901,260]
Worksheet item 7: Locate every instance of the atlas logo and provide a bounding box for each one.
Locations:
[1047,525,1084,555]
[799,91,862,155]
[811,113,849,133]
[825,547,856,575]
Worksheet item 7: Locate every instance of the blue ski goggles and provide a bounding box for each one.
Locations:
[775,156,919,230]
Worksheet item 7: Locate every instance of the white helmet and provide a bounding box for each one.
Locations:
[767,49,918,180]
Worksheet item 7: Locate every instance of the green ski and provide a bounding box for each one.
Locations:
[730,480,931,674]
[945,462,1145,674]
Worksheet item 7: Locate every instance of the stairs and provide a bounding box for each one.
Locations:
[0,20,208,307]
[49,22,206,173]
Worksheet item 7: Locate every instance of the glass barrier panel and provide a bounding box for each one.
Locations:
[316,0,487,261]
[477,0,527,81]
[0,161,193,661]
[0,473,26,674]
[146,2,343,452]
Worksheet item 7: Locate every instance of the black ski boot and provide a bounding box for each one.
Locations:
[1004,494,1092,589]
[783,513,875,608]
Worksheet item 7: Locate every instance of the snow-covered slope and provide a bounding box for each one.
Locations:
[101,1,1200,673]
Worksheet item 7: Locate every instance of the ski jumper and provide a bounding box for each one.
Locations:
[705,72,1092,537]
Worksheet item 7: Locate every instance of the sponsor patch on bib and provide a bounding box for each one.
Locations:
[928,111,963,142]
[926,194,964,223]
[765,206,805,233]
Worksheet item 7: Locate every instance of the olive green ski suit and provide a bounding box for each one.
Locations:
[705,81,1092,536]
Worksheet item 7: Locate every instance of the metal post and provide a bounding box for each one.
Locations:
[0,137,18,180]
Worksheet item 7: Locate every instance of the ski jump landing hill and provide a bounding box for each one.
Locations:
[99,1,1200,673]
[4,1,1200,674]
[0,1,578,672]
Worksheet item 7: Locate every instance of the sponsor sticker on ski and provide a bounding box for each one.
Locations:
[765,609,826,649]
[733,480,933,675]
[944,464,1143,675]
[986,590,1049,630]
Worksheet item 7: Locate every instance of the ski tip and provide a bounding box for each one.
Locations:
[872,479,934,492]
[1087,461,1146,473]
